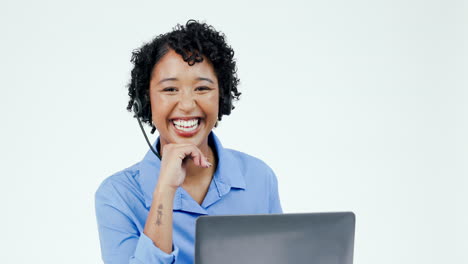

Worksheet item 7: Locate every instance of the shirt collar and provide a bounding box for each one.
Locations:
[137,131,246,211]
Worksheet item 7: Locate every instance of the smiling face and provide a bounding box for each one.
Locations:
[149,49,219,153]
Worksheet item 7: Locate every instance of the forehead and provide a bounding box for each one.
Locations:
[151,49,217,83]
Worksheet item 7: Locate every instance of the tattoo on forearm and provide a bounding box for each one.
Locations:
[156,204,163,226]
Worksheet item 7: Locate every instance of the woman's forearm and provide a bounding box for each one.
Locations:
[142,144,210,254]
[143,183,177,254]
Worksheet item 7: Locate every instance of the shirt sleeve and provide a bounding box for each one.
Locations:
[268,169,283,214]
[95,179,179,264]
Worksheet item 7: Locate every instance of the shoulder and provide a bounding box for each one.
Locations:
[94,162,144,206]
[225,148,276,178]
[223,148,281,212]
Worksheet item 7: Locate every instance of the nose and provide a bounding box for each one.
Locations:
[177,90,197,113]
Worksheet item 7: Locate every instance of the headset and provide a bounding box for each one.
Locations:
[132,81,162,160]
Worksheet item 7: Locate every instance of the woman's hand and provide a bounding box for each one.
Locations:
[157,143,212,190]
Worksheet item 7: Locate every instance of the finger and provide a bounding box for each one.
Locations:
[191,147,210,168]
[194,149,202,167]
[180,146,204,167]
[175,144,211,168]
[198,153,211,168]
[205,158,212,168]
[197,149,209,168]
[197,151,203,167]
[198,149,211,168]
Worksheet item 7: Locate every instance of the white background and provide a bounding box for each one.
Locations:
[1,0,466,263]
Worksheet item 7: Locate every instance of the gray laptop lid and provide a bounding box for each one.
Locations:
[195,212,355,264]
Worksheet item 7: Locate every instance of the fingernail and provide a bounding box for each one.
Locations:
[206,162,212,167]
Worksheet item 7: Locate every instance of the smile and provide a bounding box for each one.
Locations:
[171,118,201,136]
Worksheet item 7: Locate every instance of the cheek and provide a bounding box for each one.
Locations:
[150,96,173,122]
[206,92,219,113]
[152,95,171,111]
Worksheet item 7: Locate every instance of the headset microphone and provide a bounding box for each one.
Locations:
[133,87,161,160]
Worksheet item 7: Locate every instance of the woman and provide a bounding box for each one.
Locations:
[95,20,282,264]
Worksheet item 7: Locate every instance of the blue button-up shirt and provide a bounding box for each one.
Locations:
[95,132,282,263]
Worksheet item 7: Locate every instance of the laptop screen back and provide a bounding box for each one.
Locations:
[195,212,355,264]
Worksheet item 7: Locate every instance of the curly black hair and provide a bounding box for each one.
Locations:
[126,19,241,132]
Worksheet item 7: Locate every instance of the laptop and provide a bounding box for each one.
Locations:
[195,212,355,264]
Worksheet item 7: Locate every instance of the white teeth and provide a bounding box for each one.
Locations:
[173,118,199,126]
[172,118,200,132]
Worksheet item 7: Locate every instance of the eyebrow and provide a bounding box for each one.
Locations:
[157,77,214,85]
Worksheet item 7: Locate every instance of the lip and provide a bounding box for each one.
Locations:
[171,118,202,137]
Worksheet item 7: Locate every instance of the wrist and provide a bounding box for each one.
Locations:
[154,182,178,195]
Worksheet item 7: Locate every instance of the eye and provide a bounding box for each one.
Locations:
[162,87,177,92]
[195,86,211,91]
